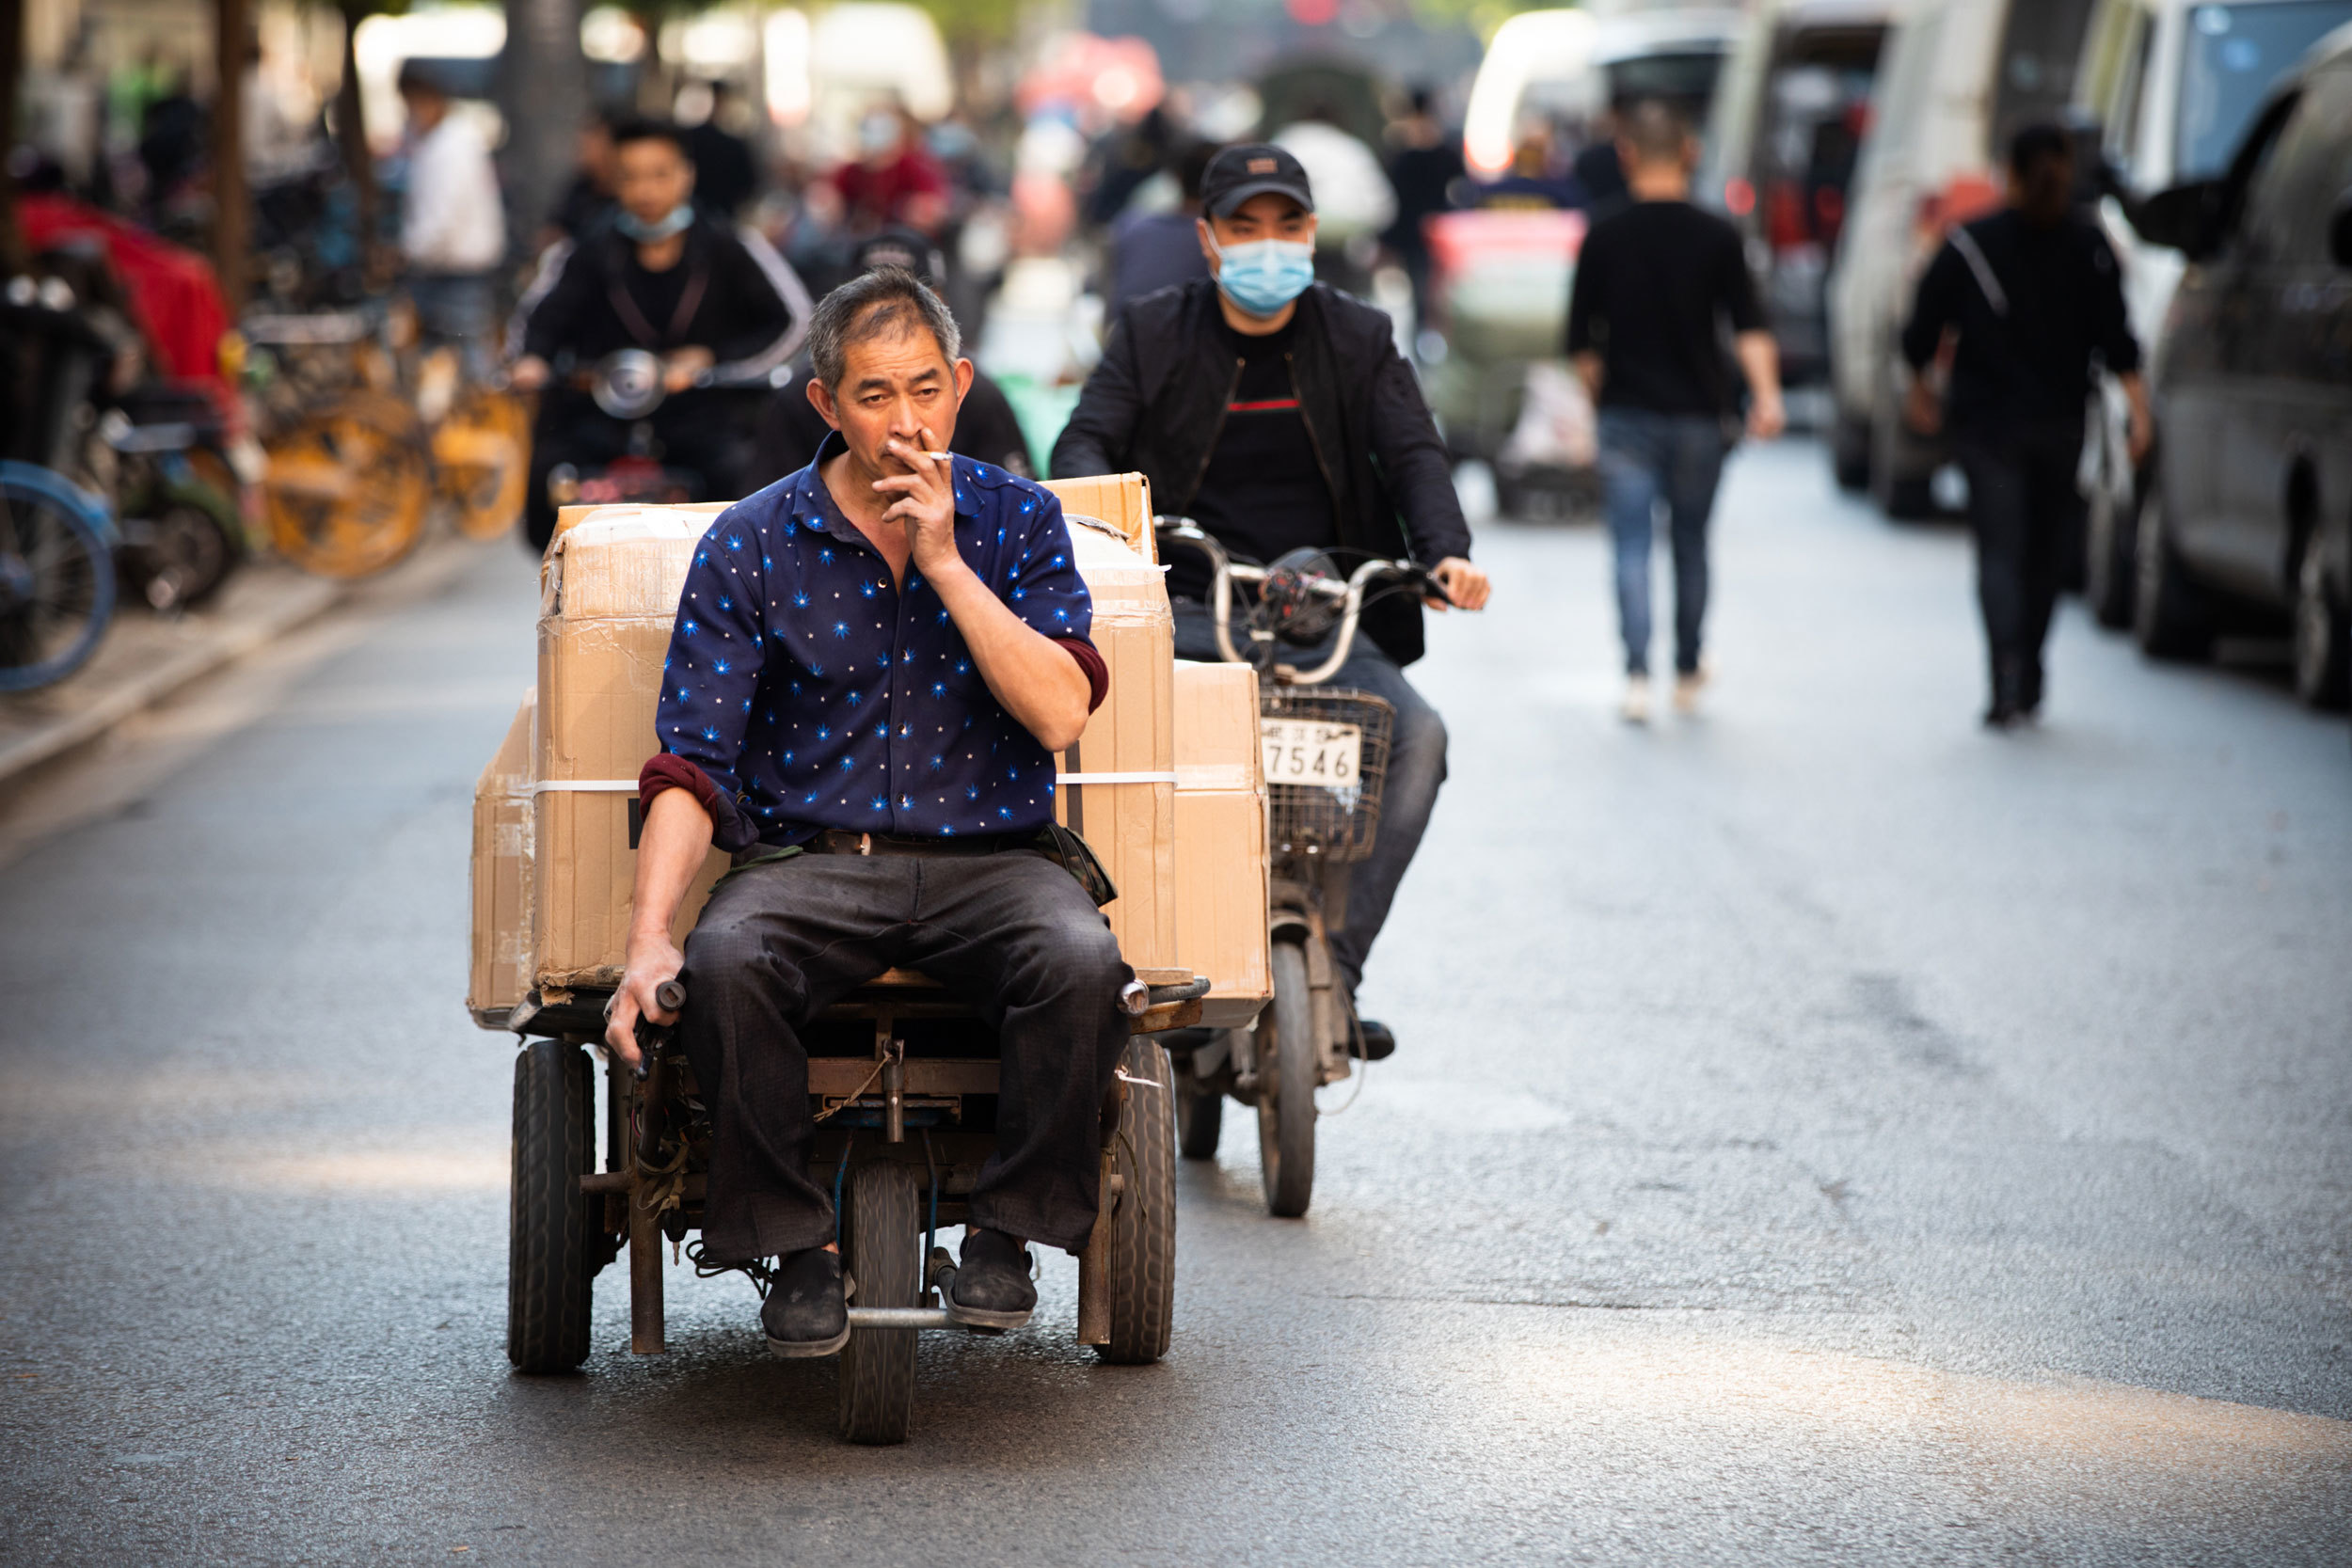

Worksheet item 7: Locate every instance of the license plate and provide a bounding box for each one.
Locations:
[1261,719,1362,787]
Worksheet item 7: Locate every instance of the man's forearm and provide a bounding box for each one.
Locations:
[628,788,716,945]
[928,562,1089,752]
[1736,332,1781,402]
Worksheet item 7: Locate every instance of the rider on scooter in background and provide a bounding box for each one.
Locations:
[1052,143,1491,1060]
[510,119,813,550]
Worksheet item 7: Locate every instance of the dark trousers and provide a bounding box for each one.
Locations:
[1169,599,1447,996]
[524,391,758,550]
[1957,422,2083,705]
[678,850,1134,1261]
[1597,409,1729,676]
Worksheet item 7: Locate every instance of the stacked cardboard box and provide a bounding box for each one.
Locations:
[486,480,1187,1005]
[533,509,729,994]
[1172,661,1271,1028]
[468,689,537,1025]
[1039,472,1156,562]
[1051,517,1176,975]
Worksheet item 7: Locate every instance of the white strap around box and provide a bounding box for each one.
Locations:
[534,780,641,793]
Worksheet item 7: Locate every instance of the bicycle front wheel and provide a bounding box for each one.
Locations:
[264,390,432,578]
[0,461,117,693]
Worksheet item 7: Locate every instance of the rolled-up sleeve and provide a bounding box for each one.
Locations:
[652,511,769,848]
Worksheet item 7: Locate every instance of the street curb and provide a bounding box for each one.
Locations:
[0,577,347,791]
[0,535,492,793]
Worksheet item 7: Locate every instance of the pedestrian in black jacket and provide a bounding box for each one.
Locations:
[1900,122,2150,727]
[1053,142,1489,1055]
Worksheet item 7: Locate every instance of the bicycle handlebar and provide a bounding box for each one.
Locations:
[1153,518,1438,686]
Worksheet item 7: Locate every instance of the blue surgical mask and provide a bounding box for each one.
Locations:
[1209,236,1315,317]
[616,203,694,243]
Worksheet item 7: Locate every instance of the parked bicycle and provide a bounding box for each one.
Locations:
[1153,518,1438,1216]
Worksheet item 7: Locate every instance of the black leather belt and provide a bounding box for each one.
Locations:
[801,829,1020,857]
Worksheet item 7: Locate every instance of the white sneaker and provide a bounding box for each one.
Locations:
[1673,667,1708,715]
[1620,674,1651,724]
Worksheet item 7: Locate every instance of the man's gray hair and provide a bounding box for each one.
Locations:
[806,266,961,388]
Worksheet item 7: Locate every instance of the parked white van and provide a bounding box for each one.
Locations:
[1824,0,2101,515]
[1699,0,1908,384]
[2071,0,2352,623]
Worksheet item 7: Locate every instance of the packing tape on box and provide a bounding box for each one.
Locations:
[1056,771,1180,784]
[1174,764,1253,792]
[533,780,641,792]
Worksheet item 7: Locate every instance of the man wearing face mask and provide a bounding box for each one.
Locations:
[1053,142,1491,1060]
[511,119,813,549]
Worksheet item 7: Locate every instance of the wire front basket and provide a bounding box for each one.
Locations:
[1261,686,1394,863]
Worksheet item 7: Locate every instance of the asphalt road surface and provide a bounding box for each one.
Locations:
[4,444,2347,1565]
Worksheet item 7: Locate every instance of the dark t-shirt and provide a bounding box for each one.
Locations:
[1171,316,1338,602]
[1899,209,2139,436]
[1565,199,1763,417]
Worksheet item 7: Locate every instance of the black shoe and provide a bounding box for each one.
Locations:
[761,1246,850,1358]
[1354,1019,1396,1061]
[1983,699,2025,731]
[946,1229,1036,1329]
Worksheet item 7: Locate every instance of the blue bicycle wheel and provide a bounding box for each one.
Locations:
[0,460,118,693]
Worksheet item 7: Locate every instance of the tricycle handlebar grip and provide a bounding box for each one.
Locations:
[656,978,688,1014]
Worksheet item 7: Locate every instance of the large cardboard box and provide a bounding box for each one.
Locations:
[1053,520,1177,975]
[533,509,729,993]
[532,494,1181,991]
[1172,661,1271,1028]
[1040,473,1155,562]
[469,690,537,1025]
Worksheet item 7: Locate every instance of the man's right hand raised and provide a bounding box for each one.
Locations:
[604,935,685,1073]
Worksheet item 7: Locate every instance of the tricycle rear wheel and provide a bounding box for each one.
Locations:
[507,1038,596,1372]
[1175,1052,1223,1160]
[837,1161,920,1444]
[1099,1036,1176,1364]
[1257,941,1317,1218]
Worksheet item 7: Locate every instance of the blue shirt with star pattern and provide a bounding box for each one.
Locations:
[655,434,1094,846]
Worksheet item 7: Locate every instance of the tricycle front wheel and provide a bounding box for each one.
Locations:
[508,1038,596,1372]
[1257,941,1317,1218]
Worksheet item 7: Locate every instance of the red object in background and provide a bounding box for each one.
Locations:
[1764,179,1809,250]
[1422,208,1587,278]
[1286,0,1340,23]
[18,195,230,386]
[1015,34,1165,120]
[1916,173,2003,242]
[1724,176,1756,216]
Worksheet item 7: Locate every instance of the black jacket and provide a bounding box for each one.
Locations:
[1900,209,2139,436]
[1051,280,1471,666]
[519,214,805,381]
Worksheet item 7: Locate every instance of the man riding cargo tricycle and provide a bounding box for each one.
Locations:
[469,268,1260,1443]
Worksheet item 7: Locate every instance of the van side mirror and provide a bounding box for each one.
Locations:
[2333,198,2352,269]
[2128,180,2223,258]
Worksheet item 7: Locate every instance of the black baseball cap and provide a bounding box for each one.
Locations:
[1200,143,1315,218]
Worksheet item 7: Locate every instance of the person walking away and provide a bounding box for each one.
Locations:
[1053,142,1490,1057]
[1566,99,1783,722]
[683,80,758,220]
[396,63,505,382]
[1106,139,1215,314]
[1382,88,1464,337]
[1899,122,2149,728]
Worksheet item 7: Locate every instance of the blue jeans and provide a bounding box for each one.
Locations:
[1171,599,1447,996]
[1597,409,1729,676]
[404,271,498,382]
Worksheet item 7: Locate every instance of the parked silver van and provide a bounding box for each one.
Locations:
[2072,0,2352,623]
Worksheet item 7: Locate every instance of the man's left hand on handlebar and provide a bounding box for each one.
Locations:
[661,346,716,393]
[1427,557,1490,612]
